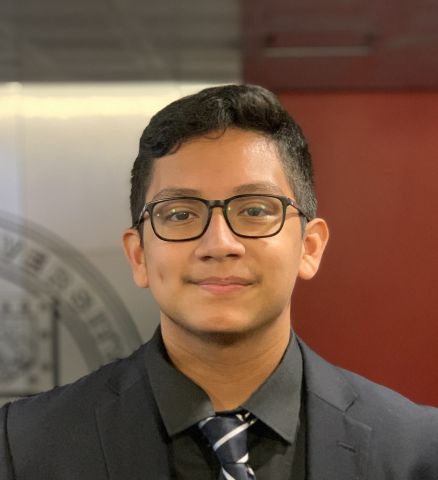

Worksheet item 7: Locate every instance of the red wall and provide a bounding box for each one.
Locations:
[278,91,438,406]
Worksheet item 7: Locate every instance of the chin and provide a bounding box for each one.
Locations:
[192,327,256,346]
[171,313,270,345]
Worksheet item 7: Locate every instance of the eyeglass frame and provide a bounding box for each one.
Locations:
[134,193,309,242]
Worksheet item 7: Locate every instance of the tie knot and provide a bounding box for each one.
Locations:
[198,411,256,465]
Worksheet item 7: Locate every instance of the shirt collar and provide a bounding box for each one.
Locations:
[146,328,215,436]
[146,327,302,444]
[242,333,302,444]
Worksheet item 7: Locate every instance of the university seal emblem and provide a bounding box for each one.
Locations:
[0,211,141,405]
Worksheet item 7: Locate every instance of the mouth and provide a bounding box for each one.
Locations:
[189,276,254,294]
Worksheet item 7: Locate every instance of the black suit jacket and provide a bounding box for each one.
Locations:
[1,338,438,479]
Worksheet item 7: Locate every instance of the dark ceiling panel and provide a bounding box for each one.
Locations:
[242,0,438,89]
[0,0,240,82]
[2,0,436,86]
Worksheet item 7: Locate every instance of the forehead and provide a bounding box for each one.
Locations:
[146,129,293,201]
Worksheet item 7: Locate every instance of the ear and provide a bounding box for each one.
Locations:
[122,228,149,288]
[298,218,329,280]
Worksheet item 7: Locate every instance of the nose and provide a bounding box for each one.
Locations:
[194,208,246,260]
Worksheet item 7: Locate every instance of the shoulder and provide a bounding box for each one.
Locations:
[1,340,152,444]
[339,363,438,476]
[0,337,169,478]
[299,339,438,474]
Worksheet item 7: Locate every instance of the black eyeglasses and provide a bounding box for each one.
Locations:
[134,194,308,242]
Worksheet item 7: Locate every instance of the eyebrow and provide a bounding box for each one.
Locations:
[232,182,286,195]
[151,182,286,202]
[151,188,202,202]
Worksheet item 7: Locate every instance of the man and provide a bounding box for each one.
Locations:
[1,84,437,479]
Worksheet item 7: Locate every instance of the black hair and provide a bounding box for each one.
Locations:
[130,84,316,226]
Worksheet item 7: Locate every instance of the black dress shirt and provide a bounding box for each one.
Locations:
[146,329,305,479]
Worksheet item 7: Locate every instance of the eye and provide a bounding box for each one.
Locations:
[237,201,276,217]
[165,209,197,222]
[153,198,206,225]
[241,206,269,217]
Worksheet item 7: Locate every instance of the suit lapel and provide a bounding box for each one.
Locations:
[299,341,372,480]
[94,335,372,479]
[95,345,172,480]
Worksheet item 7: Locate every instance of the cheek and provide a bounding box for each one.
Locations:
[259,237,303,289]
[144,243,188,287]
[260,232,303,268]
[272,257,299,292]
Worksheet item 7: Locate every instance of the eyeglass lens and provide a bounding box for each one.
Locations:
[151,196,285,240]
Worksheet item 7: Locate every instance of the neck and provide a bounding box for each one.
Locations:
[160,317,291,411]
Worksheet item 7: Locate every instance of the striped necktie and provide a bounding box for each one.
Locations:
[198,410,257,480]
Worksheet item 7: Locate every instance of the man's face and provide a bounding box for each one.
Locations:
[125,128,327,340]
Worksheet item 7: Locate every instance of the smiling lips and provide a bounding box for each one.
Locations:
[192,276,253,294]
